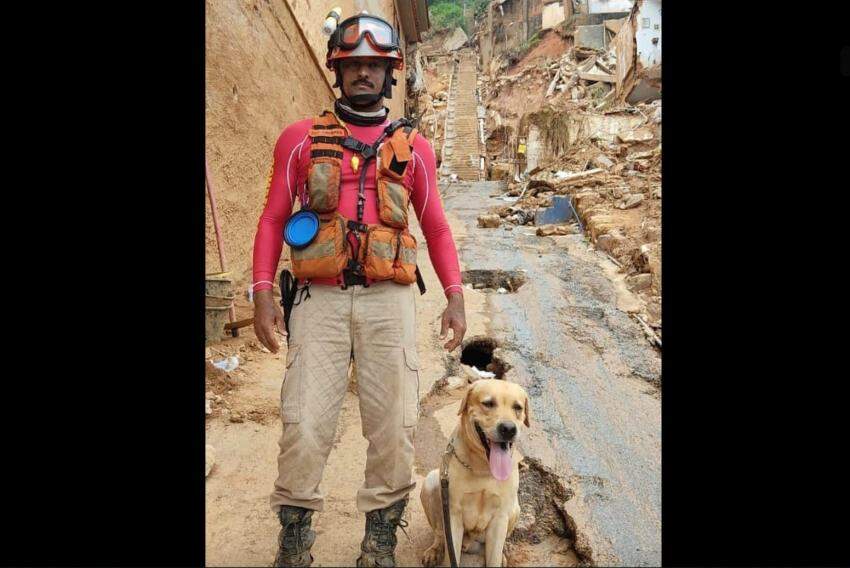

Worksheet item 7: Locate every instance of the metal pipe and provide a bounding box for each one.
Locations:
[205,159,237,326]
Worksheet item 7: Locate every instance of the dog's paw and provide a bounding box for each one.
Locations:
[421,542,445,567]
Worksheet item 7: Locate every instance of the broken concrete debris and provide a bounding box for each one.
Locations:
[592,155,615,169]
[617,127,654,144]
[536,224,576,237]
[442,27,468,52]
[618,193,645,209]
[596,231,628,254]
[478,213,502,228]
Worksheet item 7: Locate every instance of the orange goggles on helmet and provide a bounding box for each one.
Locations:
[333,15,400,52]
[326,14,403,71]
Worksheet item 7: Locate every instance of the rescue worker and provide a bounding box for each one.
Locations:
[251,12,467,567]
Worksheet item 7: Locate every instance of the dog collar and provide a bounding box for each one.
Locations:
[445,436,472,471]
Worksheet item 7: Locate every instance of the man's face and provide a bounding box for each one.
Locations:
[339,57,387,100]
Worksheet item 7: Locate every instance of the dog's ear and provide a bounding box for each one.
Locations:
[458,385,473,416]
[523,395,531,427]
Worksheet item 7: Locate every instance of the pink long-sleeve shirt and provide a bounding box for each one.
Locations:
[252,117,463,298]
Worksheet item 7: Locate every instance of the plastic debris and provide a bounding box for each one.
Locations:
[471,366,496,379]
[212,356,239,372]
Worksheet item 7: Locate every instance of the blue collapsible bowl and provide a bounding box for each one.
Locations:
[283,209,320,249]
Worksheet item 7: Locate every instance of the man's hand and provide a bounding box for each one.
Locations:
[253,289,286,353]
[439,292,467,351]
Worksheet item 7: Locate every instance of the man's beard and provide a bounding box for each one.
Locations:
[345,89,383,109]
[343,76,385,108]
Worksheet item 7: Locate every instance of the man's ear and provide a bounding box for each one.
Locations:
[458,385,473,416]
[523,395,531,428]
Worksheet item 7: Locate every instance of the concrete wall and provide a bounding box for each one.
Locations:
[634,0,660,67]
[588,0,633,13]
[205,0,409,290]
[542,2,565,29]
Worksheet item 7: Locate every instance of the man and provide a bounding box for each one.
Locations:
[251,12,467,567]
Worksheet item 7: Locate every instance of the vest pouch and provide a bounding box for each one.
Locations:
[392,232,418,285]
[363,225,398,281]
[377,178,410,229]
[291,214,347,279]
[377,140,407,182]
[306,158,341,213]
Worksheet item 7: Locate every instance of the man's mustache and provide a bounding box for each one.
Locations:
[353,79,374,87]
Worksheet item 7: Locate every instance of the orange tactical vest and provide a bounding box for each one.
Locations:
[290,111,421,288]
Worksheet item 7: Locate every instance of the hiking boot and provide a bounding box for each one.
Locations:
[356,499,409,568]
[273,505,316,567]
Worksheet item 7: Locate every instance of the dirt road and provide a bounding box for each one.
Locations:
[206,182,659,567]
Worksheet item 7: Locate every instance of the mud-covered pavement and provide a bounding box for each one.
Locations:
[206,180,660,567]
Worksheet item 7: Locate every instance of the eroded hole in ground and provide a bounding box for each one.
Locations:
[507,456,590,566]
[461,336,510,380]
[462,269,527,292]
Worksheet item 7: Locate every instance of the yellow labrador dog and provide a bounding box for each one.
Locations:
[420,379,531,567]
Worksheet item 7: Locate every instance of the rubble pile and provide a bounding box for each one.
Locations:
[474,14,662,336]
[407,3,662,340]
[481,99,662,334]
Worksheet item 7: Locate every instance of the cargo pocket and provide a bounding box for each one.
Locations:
[291,214,347,280]
[403,346,420,428]
[377,178,409,229]
[363,225,398,281]
[392,232,418,285]
[306,159,340,213]
[280,345,301,423]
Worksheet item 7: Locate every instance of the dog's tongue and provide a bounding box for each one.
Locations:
[488,443,512,481]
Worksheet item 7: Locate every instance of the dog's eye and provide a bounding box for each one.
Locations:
[513,403,523,412]
[481,399,495,408]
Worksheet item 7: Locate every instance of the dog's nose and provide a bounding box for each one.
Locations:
[497,422,517,440]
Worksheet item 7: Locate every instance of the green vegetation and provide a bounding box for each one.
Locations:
[427,0,490,33]
[428,0,465,32]
[470,0,491,19]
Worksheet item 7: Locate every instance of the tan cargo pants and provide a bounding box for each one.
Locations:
[270,280,420,514]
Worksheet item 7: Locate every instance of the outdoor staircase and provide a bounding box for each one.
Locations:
[440,50,483,181]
